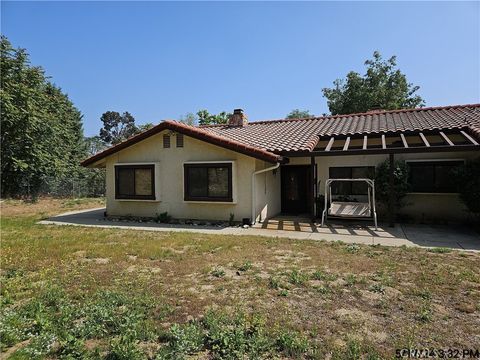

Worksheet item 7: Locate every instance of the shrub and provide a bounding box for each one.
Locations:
[375,159,410,211]
[228,213,235,226]
[156,212,172,224]
[452,158,480,219]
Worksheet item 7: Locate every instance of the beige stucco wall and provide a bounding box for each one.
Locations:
[289,151,478,222]
[254,159,281,222]
[103,131,261,221]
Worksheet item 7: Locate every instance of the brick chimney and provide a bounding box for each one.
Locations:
[228,109,248,127]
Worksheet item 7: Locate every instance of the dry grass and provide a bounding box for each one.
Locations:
[1,198,479,359]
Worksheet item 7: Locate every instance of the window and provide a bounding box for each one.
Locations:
[163,134,170,148]
[176,134,184,148]
[329,166,375,195]
[408,161,463,193]
[115,165,155,200]
[184,163,232,202]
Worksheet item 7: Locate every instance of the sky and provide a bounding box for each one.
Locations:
[2,1,479,136]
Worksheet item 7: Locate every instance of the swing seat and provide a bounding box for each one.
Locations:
[328,201,371,218]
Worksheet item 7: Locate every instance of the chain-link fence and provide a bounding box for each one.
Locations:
[15,169,106,199]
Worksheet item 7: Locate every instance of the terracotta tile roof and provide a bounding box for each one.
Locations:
[81,120,284,167]
[82,104,480,167]
[202,104,480,153]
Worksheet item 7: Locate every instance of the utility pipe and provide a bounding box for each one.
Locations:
[251,162,280,225]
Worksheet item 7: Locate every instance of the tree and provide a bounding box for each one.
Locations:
[99,111,138,145]
[136,123,154,132]
[322,51,425,115]
[1,36,84,198]
[179,112,197,126]
[286,109,313,119]
[196,109,232,126]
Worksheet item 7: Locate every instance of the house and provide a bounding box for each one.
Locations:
[81,104,480,224]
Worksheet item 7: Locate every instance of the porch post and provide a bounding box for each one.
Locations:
[310,156,316,222]
[388,153,395,227]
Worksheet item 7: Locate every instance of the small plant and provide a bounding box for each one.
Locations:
[288,269,308,286]
[416,302,432,323]
[162,322,204,356]
[415,289,432,300]
[275,329,309,357]
[229,213,235,226]
[278,289,289,297]
[156,211,172,223]
[369,283,385,294]
[315,286,331,295]
[427,247,452,254]
[211,268,225,278]
[237,261,252,272]
[311,269,337,282]
[268,276,280,289]
[344,274,357,287]
[345,244,360,254]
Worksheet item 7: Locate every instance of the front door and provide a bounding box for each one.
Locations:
[281,165,311,214]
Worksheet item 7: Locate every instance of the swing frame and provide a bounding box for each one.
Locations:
[320,178,378,230]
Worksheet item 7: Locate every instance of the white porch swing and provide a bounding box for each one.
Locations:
[320,178,378,230]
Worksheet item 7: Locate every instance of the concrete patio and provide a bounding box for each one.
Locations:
[38,208,480,251]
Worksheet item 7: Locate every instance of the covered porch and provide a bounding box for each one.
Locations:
[276,127,480,226]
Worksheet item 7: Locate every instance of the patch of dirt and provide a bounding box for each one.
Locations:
[334,308,375,324]
[360,289,382,301]
[0,339,31,359]
[73,250,87,258]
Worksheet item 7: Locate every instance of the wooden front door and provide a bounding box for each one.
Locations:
[281,165,311,214]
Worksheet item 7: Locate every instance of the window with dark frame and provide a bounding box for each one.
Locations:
[115,165,155,200]
[329,166,375,196]
[184,163,232,202]
[408,161,463,193]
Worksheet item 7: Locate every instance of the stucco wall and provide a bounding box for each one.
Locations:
[104,131,257,221]
[254,160,281,222]
[289,151,478,222]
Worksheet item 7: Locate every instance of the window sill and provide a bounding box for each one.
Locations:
[184,200,237,205]
[115,198,160,202]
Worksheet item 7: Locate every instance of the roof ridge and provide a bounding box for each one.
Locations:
[245,103,480,125]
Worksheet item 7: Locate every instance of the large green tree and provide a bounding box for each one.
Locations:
[99,111,138,145]
[1,36,85,198]
[322,51,425,115]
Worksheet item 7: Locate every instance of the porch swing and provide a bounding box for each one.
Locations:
[320,178,378,230]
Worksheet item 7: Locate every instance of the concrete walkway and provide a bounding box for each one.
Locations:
[38,208,480,251]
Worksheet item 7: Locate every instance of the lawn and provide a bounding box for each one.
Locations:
[1,199,479,359]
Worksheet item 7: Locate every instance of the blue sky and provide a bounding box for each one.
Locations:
[2,1,479,136]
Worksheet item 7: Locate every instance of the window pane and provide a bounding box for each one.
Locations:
[329,167,351,195]
[117,168,135,196]
[135,168,153,196]
[409,164,434,192]
[434,163,461,192]
[187,167,208,197]
[351,167,374,194]
[208,167,229,197]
